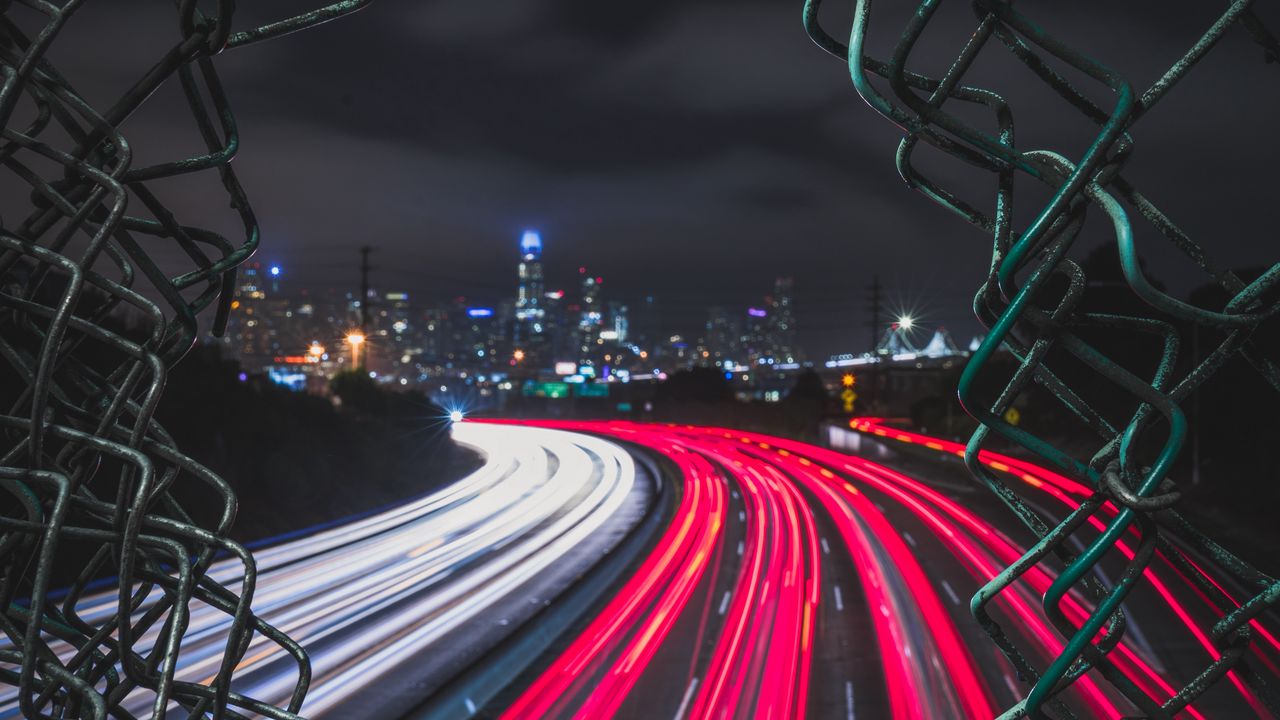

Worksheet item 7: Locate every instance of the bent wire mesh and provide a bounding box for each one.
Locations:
[804,1,1280,718]
[0,2,371,718]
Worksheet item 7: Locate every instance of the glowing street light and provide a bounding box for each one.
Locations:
[513,348,526,362]
[346,332,366,368]
[448,409,464,423]
[308,342,326,358]
[842,373,856,388]
[897,315,915,331]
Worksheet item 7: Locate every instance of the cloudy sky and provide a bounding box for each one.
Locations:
[42,1,1280,359]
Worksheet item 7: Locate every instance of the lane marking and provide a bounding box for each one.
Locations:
[902,531,917,548]
[739,510,746,522]
[737,540,744,556]
[465,697,476,714]
[940,579,961,606]
[845,680,855,720]
[674,677,700,720]
[834,585,845,612]
[821,537,831,555]
[873,502,886,514]
[719,591,732,615]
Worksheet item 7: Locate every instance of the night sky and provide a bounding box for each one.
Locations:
[43,1,1280,360]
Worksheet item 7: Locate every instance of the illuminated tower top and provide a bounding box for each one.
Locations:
[515,230,546,349]
[520,229,542,260]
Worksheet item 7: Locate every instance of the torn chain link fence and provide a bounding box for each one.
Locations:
[0,2,372,718]
[804,1,1280,717]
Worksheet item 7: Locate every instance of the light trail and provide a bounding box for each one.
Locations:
[502,421,989,719]
[9,418,1268,719]
[506,420,1263,719]
[0,423,640,719]
[846,417,1280,717]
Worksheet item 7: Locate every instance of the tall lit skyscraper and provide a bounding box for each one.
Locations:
[766,276,798,363]
[513,230,546,358]
[577,269,604,363]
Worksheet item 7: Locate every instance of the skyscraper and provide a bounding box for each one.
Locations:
[223,262,293,372]
[577,269,604,363]
[766,276,798,364]
[513,230,546,360]
[705,306,742,364]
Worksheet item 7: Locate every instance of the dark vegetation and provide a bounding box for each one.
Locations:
[158,347,478,543]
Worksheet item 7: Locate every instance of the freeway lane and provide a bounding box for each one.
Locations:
[491,420,1278,719]
[843,418,1280,717]
[1,423,650,719]
[8,418,1274,718]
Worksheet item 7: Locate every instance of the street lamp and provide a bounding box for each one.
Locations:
[346,332,366,368]
[897,315,914,331]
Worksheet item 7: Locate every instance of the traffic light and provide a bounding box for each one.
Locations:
[841,373,856,388]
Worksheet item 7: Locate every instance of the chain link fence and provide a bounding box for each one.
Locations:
[804,1,1280,717]
[0,2,371,718]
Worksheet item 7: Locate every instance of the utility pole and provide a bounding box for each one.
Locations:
[867,273,883,354]
[865,273,883,415]
[358,245,373,368]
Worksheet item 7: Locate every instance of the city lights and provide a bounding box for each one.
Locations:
[221,232,823,404]
[346,332,366,368]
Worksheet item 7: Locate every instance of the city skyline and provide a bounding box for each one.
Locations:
[42,2,1277,371]
[220,230,847,382]
[238,227,957,366]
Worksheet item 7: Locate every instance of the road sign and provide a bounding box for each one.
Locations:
[523,381,570,399]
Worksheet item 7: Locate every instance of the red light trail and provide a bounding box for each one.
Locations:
[490,419,1276,719]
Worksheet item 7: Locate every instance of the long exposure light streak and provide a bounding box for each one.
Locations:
[12,418,1268,719]
[1,424,639,719]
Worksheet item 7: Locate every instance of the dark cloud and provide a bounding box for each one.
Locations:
[32,0,1280,359]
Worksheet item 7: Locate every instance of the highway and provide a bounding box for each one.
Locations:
[0,423,650,719]
[493,420,1280,719]
[7,419,1278,718]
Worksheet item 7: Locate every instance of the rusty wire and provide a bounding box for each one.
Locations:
[0,2,372,718]
[805,1,1280,717]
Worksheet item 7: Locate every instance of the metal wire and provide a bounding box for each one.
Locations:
[805,1,1280,717]
[0,2,372,718]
